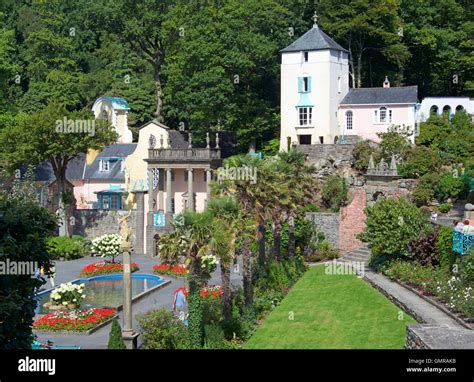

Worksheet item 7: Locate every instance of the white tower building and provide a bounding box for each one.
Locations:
[279,22,349,150]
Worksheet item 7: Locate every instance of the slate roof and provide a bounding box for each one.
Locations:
[97,143,137,158]
[340,86,418,105]
[281,26,348,53]
[32,154,86,183]
[84,144,137,181]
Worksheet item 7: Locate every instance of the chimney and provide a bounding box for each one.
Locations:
[383,76,390,88]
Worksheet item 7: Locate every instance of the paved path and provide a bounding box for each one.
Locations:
[35,255,243,349]
[363,270,463,328]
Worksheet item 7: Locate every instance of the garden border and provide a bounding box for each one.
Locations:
[33,314,118,336]
[392,280,472,330]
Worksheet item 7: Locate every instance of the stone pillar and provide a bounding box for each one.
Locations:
[206,169,211,201]
[148,168,154,212]
[187,168,194,211]
[166,168,172,214]
[122,247,139,349]
[158,169,164,212]
[133,191,145,255]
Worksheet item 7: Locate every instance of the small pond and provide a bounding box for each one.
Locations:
[35,274,166,314]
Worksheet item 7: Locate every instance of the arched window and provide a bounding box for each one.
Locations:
[345,111,353,130]
[455,105,464,113]
[430,105,439,115]
[442,105,451,117]
[379,107,387,123]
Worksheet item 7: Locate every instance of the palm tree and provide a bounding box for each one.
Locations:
[207,196,242,321]
[276,150,317,257]
[158,210,229,347]
[211,154,273,305]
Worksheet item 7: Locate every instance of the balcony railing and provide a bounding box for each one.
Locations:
[148,148,220,161]
[452,230,474,255]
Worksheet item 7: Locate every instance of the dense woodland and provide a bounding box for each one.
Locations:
[0,0,472,151]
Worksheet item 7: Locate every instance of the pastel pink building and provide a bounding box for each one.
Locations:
[338,79,418,143]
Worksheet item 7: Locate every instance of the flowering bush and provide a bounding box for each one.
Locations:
[153,263,188,277]
[33,308,116,331]
[50,283,85,307]
[91,234,122,263]
[80,262,139,277]
[179,285,222,299]
[382,260,473,318]
[200,254,218,273]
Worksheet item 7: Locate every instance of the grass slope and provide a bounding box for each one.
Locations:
[245,265,416,349]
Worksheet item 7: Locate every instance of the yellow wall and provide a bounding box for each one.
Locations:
[124,121,169,208]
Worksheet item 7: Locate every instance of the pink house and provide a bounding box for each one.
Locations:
[338,78,418,143]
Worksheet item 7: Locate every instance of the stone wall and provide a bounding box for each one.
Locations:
[305,212,340,249]
[406,324,474,349]
[73,209,137,247]
[339,187,367,254]
[296,144,355,165]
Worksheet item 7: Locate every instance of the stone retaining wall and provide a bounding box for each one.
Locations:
[305,212,339,249]
[72,209,137,246]
[406,324,474,349]
[296,144,355,164]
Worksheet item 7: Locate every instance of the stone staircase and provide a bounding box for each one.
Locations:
[340,244,371,267]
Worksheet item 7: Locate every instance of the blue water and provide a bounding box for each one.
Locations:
[35,274,165,314]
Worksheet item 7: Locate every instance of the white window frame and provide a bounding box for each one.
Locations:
[345,111,353,130]
[389,109,393,123]
[298,107,313,126]
[99,160,110,172]
[379,107,387,123]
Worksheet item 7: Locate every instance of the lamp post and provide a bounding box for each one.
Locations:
[119,211,139,349]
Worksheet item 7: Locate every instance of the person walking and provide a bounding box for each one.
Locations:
[173,286,187,323]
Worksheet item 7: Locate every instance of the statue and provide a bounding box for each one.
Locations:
[377,158,389,173]
[119,210,133,251]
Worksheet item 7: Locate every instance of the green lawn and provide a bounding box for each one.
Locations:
[245,265,416,349]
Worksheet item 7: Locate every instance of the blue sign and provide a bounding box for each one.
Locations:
[153,211,166,228]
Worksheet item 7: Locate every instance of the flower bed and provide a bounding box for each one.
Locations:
[153,263,188,277]
[382,260,473,318]
[80,262,139,277]
[177,285,223,299]
[33,308,116,331]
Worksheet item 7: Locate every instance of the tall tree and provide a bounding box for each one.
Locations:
[318,0,409,88]
[0,104,117,236]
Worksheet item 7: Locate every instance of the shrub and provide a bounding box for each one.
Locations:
[46,236,87,260]
[358,198,432,265]
[397,146,441,178]
[0,197,57,349]
[108,318,126,349]
[436,172,467,202]
[408,230,439,266]
[352,140,378,171]
[90,234,122,263]
[253,288,285,319]
[322,175,348,211]
[456,252,474,284]
[137,308,190,349]
[412,173,439,206]
[203,324,236,349]
[438,203,452,213]
[307,239,339,262]
[437,226,456,271]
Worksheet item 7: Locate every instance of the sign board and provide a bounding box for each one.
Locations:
[153,211,166,228]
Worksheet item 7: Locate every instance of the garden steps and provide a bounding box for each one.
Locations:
[340,246,371,265]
